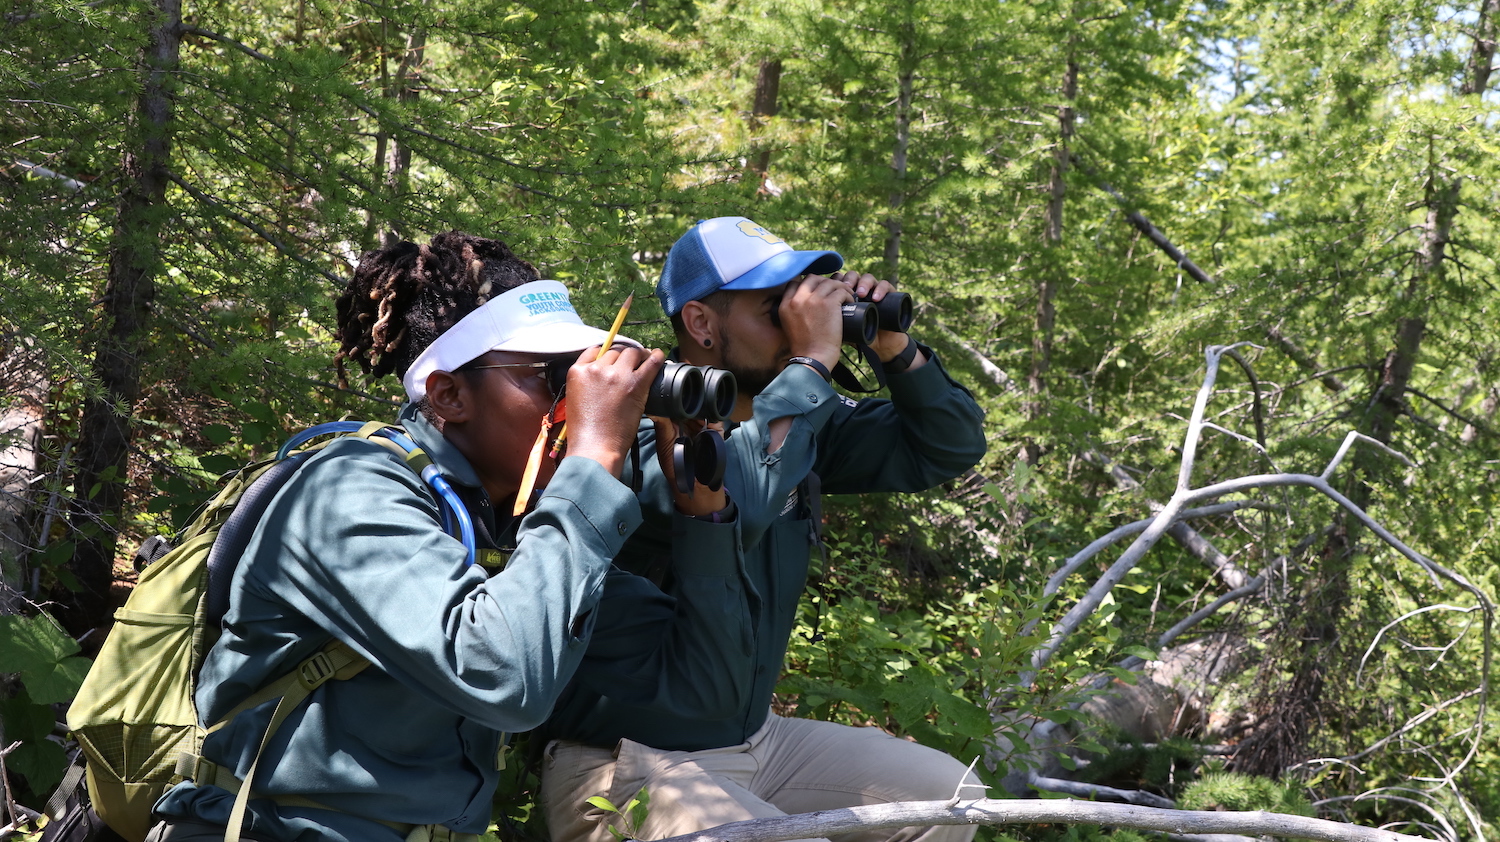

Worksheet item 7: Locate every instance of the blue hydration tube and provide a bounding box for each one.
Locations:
[277,421,478,566]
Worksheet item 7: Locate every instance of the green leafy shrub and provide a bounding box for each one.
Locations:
[1179,771,1313,816]
[0,612,91,796]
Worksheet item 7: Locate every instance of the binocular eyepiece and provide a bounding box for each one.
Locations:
[547,356,734,493]
[646,362,735,494]
[645,361,737,423]
[772,291,914,346]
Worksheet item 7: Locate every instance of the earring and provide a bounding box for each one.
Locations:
[702,337,713,348]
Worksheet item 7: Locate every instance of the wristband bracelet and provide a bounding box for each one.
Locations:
[787,356,832,382]
[883,338,919,374]
[690,500,737,523]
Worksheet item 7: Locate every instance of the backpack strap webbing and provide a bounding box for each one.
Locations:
[349,421,435,475]
[176,639,370,842]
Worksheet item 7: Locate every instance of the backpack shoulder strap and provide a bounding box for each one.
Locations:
[177,639,370,842]
[180,421,463,842]
[204,452,316,630]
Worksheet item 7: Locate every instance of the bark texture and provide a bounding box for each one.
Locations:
[882,22,916,284]
[0,338,47,616]
[66,0,182,635]
[748,58,781,191]
[655,799,1430,842]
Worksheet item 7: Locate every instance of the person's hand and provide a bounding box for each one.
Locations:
[777,274,853,370]
[650,416,729,517]
[564,345,667,478]
[834,270,912,362]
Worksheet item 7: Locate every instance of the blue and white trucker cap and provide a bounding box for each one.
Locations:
[402,280,642,401]
[656,217,843,316]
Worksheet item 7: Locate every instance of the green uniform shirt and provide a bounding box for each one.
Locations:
[542,347,987,751]
[157,405,751,841]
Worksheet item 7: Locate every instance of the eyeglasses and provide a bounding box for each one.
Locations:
[462,357,573,398]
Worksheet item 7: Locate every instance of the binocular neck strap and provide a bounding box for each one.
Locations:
[832,342,888,394]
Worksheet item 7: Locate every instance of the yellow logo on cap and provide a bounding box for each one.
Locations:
[737,220,785,245]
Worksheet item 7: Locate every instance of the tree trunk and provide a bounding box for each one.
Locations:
[365,23,426,248]
[65,0,181,635]
[747,58,781,192]
[381,27,426,247]
[1024,51,1077,463]
[881,23,915,285]
[1236,1,1491,772]
[0,338,47,617]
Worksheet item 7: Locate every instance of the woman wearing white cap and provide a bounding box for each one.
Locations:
[146,232,751,842]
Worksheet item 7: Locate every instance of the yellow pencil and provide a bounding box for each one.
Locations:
[596,293,634,361]
[550,293,634,453]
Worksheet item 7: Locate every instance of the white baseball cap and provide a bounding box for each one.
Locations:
[402,280,642,401]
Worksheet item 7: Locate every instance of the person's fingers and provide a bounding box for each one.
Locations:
[867,278,898,302]
[804,274,853,302]
[634,347,668,371]
[852,272,882,299]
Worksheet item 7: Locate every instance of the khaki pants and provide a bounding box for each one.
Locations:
[541,714,981,842]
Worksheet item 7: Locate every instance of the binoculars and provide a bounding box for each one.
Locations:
[546,357,735,493]
[545,359,735,423]
[771,291,914,346]
[644,361,737,423]
[647,362,736,494]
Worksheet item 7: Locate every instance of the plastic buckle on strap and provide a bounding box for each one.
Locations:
[298,651,338,690]
[175,752,227,789]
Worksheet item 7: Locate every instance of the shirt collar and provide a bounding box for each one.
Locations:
[397,402,485,490]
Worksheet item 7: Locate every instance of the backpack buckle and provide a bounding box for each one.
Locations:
[298,651,337,690]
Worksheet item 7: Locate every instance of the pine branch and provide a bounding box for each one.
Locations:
[165,171,343,285]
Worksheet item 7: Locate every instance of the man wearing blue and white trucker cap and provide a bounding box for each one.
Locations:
[540,217,989,842]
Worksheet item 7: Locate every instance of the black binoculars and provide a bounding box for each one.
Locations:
[545,358,736,423]
[647,363,735,493]
[543,357,734,492]
[771,291,913,346]
[644,361,737,423]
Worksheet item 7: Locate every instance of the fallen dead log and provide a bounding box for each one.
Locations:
[655,798,1432,842]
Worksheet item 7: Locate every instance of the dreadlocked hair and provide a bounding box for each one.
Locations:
[334,231,541,388]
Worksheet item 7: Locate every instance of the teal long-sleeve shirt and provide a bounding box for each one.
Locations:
[156,405,752,841]
[541,345,987,752]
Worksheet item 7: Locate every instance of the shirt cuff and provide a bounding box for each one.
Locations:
[886,344,973,405]
[543,455,644,556]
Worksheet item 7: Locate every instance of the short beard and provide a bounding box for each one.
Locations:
[717,328,781,397]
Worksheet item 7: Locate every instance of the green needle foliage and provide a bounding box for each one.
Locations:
[3,0,1499,837]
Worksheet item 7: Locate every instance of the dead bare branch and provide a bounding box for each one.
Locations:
[656,799,1434,842]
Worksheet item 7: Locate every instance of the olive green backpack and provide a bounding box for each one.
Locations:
[66,422,466,842]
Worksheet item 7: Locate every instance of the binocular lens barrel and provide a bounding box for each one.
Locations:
[873,292,913,333]
[841,302,879,346]
[645,361,705,420]
[701,367,737,423]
